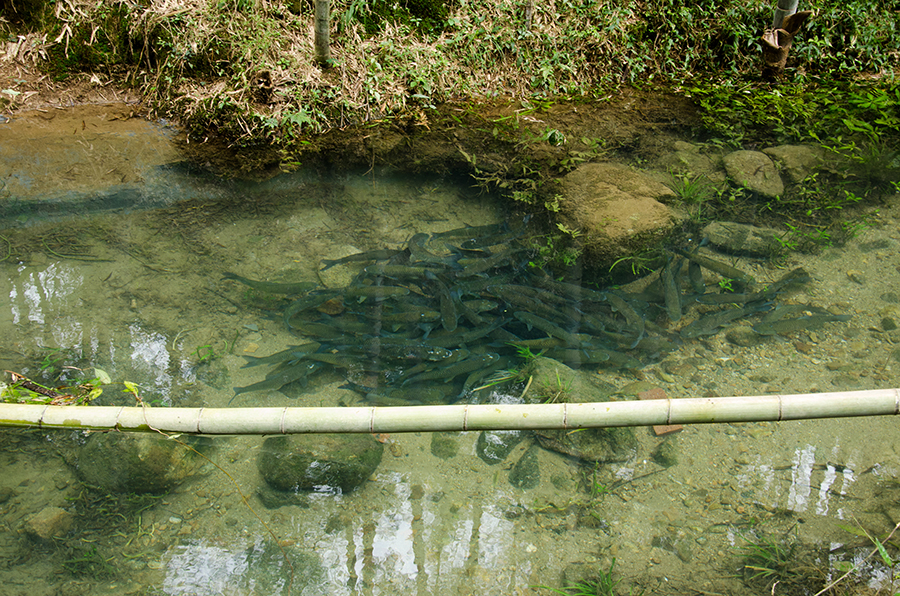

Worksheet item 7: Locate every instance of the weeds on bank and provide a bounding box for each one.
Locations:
[24,0,898,146]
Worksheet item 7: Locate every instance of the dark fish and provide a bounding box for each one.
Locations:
[661,258,682,323]
[223,272,317,295]
[425,317,507,348]
[431,222,508,240]
[403,352,500,385]
[363,264,446,279]
[240,342,321,368]
[377,308,442,325]
[753,313,852,335]
[306,352,372,370]
[606,293,645,339]
[687,260,705,294]
[674,249,755,290]
[320,249,404,271]
[489,285,570,323]
[230,361,321,402]
[457,248,527,277]
[407,233,459,266]
[759,303,828,324]
[343,285,410,300]
[544,347,611,365]
[359,339,454,362]
[461,299,499,313]
[426,272,458,332]
[283,290,343,329]
[459,354,513,397]
[680,303,771,339]
[696,268,811,305]
[513,311,582,345]
[288,320,350,339]
[528,274,609,304]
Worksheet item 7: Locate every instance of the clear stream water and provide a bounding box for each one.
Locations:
[1,107,900,596]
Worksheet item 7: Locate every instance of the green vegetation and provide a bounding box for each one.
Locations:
[2,0,897,150]
[738,529,825,595]
[535,559,625,596]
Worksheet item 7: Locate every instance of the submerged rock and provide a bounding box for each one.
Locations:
[559,162,677,261]
[723,150,784,198]
[476,430,526,465]
[75,432,203,493]
[524,357,637,462]
[24,506,74,540]
[430,431,460,460]
[701,221,785,256]
[508,444,541,489]
[656,141,726,183]
[257,434,383,493]
[762,144,828,185]
[651,436,679,468]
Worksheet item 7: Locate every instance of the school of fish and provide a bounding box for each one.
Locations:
[224,219,850,405]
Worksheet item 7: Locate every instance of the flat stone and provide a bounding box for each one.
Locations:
[723,150,784,198]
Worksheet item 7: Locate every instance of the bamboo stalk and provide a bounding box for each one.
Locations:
[0,389,897,435]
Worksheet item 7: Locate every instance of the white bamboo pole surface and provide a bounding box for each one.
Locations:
[0,388,897,435]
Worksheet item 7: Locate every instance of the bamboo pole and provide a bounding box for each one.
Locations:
[0,389,897,435]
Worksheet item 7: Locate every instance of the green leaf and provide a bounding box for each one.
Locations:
[94,367,112,385]
[875,537,894,568]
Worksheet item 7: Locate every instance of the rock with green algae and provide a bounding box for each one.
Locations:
[75,432,204,493]
[508,444,541,489]
[524,357,637,462]
[258,434,383,493]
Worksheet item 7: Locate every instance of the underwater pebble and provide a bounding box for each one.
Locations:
[655,369,675,383]
[846,270,865,284]
[883,317,898,331]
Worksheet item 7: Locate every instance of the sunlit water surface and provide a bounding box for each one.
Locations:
[1,118,900,596]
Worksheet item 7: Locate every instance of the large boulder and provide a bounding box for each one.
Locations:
[559,162,678,262]
[258,434,383,493]
[75,432,203,493]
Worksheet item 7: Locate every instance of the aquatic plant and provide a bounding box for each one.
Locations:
[535,558,623,596]
[738,528,825,595]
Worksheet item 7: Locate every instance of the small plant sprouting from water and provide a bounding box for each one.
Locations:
[535,558,623,596]
[738,527,824,594]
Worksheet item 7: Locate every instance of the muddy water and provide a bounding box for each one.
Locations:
[1,106,900,596]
